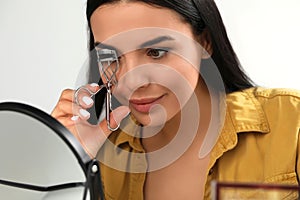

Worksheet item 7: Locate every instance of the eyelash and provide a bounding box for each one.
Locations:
[146,48,169,59]
[98,48,169,64]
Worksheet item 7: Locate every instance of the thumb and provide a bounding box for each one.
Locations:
[100,106,130,137]
[111,106,131,124]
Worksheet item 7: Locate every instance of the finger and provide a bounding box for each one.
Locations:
[51,99,91,121]
[85,83,100,92]
[54,106,91,121]
[60,89,75,101]
[55,115,80,127]
[77,109,91,120]
[51,100,81,118]
[99,106,130,137]
[75,83,100,109]
[75,92,94,109]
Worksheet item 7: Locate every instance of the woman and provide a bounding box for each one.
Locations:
[51,0,300,199]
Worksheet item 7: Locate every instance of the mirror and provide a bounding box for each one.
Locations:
[0,102,104,200]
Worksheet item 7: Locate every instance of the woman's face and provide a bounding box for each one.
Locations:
[90,2,207,126]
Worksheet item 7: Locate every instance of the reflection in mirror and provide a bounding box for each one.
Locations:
[0,102,104,200]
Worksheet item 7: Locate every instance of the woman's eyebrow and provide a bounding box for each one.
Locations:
[94,35,174,51]
[94,41,120,53]
[139,36,175,48]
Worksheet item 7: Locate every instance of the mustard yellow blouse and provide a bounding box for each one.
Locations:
[96,87,300,199]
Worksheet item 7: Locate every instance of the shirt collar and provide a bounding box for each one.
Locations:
[208,87,270,170]
[226,87,270,133]
[113,115,144,152]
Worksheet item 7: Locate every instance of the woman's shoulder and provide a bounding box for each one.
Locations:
[240,87,300,125]
[251,87,300,99]
[243,87,300,109]
[226,87,300,127]
[228,86,300,102]
[226,86,300,104]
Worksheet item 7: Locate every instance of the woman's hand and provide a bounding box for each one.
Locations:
[51,83,130,158]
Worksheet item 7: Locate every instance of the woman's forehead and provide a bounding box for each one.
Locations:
[90,2,195,42]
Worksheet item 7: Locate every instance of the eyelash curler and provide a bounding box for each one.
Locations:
[74,48,120,131]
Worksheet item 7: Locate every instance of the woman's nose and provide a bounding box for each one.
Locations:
[117,52,151,90]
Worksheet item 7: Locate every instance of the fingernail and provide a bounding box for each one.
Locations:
[71,115,79,121]
[82,96,93,106]
[90,83,99,87]
[79,109,90,118]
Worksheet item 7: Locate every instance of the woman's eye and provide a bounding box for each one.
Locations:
[147,48,168,59]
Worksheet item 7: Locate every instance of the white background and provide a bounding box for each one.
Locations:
[0,0,299,113]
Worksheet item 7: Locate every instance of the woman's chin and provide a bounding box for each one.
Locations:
[132,105,169,127]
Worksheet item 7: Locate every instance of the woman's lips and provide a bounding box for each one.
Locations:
[129,96,164,113]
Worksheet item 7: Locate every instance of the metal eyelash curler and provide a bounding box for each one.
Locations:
[74,48,120,131]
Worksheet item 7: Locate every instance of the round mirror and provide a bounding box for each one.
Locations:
[0,102,103,200]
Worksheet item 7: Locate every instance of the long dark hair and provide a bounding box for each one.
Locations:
[86,0,255,118]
